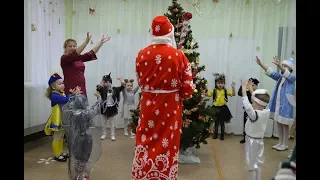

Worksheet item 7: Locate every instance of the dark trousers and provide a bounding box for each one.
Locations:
[213,120,225,137]
[243,111,248,139]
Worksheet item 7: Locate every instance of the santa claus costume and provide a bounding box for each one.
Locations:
[131,15,194,180]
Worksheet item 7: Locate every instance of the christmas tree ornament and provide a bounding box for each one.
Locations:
[89,8,95,15]
[198,116,203,120]
[194,89,198,93]
[186,40,191,46]
[173,8,178,13]
[174,32,180,37]
[31,24,36,31]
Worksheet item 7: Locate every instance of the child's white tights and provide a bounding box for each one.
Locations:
[248,167,261,180]
[276,122,290,146]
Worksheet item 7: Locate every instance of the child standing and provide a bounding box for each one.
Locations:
[96,73,125,141]
[256,56,296,151]
[44,73,81,162]
[62,93,103,180]
[207,73,235,140]
[238,78,260,144]
[121,79,139,138]
[241,80,270,180]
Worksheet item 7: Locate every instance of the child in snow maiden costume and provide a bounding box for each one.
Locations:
[62,93,103,180]
[96,73,125,141]
[256,56,295,151]
[121,79,140,138]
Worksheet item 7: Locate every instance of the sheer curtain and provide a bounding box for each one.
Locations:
[24,0,65,136]
[70,0,295,134]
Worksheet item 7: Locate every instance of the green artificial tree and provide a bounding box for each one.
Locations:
[130,0,216,157]
[165,0,216,150]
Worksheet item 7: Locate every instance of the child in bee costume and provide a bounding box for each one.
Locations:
[121,79,140,138]
[62,93,103,180]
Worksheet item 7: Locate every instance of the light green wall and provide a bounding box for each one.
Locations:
[64,0,73,39]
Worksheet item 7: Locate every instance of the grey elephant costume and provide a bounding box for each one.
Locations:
[62,94,103,180]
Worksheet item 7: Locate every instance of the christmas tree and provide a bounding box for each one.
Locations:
[130,0,216,152]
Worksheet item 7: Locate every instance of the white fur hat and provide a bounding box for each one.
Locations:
[282,58,295,71]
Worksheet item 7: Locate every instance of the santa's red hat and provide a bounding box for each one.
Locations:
[151,16,173,36]
[150,16,176,48]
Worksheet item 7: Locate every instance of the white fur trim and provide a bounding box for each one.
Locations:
[281,68,291,78]
[265,67,273,76]
[151,24,177,48]
[282,60,295,71]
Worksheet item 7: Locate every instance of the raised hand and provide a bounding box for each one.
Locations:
[100,35,111,44]
[255,56,262,66]
[117,78,125,84]
[94,91,101,98]
[241,80,247,88]
[231,81,236,88]
[86,32,92,43]
[272,56,281,66]
[73,86,83,95]
[247,79,253,89]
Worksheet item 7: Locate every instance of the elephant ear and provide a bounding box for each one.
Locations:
[124,79,128,83]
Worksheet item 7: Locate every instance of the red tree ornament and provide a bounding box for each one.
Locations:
[173,8,179,13]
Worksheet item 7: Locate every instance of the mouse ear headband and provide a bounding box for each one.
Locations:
[124,79,129,83]
[252,89,269,106]
[213,73,225,81]
[129,79,134,83]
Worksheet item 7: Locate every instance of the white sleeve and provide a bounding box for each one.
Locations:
[242,96,258,122]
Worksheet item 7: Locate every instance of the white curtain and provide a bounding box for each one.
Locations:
[69,0,295,134]
[24,0,65,135]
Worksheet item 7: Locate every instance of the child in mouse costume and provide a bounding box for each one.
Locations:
[207,73,236,140]
[62,93,103,180]
[121,79,140,138]
[96,73,125,141]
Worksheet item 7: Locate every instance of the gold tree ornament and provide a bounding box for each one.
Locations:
[31,24,36,31]
[89,8,95,15]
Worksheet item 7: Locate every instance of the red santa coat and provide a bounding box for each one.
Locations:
[60,50,97,96]
[132,44,194,180]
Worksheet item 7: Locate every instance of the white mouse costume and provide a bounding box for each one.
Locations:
[242,89,270,180]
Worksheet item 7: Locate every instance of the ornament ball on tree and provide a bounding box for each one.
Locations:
[173,8,179,13]
[198,116,203,121]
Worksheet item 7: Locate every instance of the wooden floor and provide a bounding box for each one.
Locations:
[24,130,293,180]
